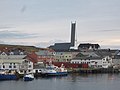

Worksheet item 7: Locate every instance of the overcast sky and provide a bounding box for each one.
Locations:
[0,0,120,49]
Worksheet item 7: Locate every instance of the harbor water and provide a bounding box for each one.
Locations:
[0,73,120,90]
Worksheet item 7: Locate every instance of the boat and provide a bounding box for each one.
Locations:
[23,74,34,81]
[41,64,68,76]
[0,71,18,80]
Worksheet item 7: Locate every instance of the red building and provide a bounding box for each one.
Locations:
[52,62,88,68]
[27,48,55,63]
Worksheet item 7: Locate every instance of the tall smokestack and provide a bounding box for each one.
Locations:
[71,22,76,46]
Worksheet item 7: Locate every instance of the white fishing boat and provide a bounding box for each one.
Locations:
[41,64,68,76]
[23,74,34,81]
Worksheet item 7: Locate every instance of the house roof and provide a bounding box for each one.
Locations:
[49,43,72,51]
[94,49,118,58]
[73,56,102,60]
[78,43,100,49]
[73,49,118,60]
[73,52,102,60]
[0,47,26,55]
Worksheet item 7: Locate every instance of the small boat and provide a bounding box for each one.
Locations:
[41,64,68,76]
[23,74,34,81]
[0,71,18,80]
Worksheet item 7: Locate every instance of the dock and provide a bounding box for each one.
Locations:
[67,68,119,74]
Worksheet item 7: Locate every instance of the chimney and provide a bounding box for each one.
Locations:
[71,22,76,46]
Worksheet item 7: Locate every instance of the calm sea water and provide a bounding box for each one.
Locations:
[0,73,120,90]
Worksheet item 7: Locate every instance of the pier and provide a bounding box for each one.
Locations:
[67,68,119,74]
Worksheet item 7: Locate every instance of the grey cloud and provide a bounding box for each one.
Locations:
[0,30,39,39]
[35,40,66,48]
[0,40,5,44]
[0,26,13,29]
[96,29,120,32]
[101,45,120,49]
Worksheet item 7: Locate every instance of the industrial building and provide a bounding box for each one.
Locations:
[49,22,76,51]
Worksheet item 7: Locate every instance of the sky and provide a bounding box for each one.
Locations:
[0,0,120,49]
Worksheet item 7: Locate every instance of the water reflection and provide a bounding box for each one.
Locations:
[0,73,120,90]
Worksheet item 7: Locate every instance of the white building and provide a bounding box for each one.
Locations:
[71,52,113,68]
[0,48,33,74]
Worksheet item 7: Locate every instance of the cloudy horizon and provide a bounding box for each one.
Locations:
[0,0,120,49]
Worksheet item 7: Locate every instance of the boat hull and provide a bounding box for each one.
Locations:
[0,74,17,80]
[42,72,68,76]
[23,77,34,81]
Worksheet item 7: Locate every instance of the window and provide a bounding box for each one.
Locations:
[13,65,16,68]
[9,66,12,68]
[29,65,31,68]
[25,60,28,63]
[88,62,90,64]
[3,65,5,68]
[98,65,102,67]
[90,56,92,58]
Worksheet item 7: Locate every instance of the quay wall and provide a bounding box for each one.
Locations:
[52,62,88,68]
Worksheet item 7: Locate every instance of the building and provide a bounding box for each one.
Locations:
[35,48,55,62]
[55,50,79,62]
[0,48,33,74]
[71,55,113,68]
[71,49,114,68]
[27,48,55,63]
[55,51,73,62]
[18,59,34,74]
[112,50,120,69]
[49,22,76,51]
[78,43,100,51]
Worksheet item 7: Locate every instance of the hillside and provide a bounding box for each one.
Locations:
[0,44,40,52]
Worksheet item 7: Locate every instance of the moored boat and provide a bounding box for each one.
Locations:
[0,71,18,80]
[41,64,68,76]
[23,74,34,81]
